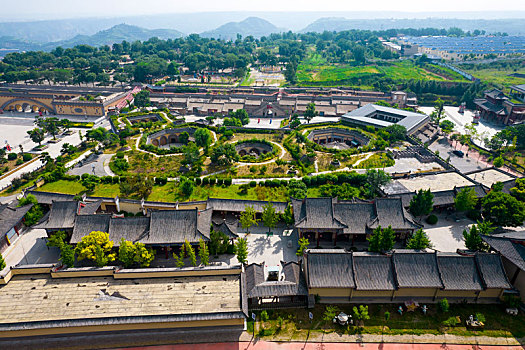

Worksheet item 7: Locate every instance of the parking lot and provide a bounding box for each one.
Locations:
[428,137,485,173]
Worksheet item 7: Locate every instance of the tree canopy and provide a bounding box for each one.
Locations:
[482,190,525,227]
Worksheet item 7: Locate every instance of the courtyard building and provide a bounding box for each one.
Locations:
[304,249,512,304]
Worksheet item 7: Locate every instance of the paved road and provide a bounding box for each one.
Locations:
[428,137,485,173]
[68,153,114,177]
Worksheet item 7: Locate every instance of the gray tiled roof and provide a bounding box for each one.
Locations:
[70,214,111,244]
[207,198,287,214]
[295,197,347,230]
[306,250,355,288]
[369,198,420,230]
[476,252,513,289]
[353,252,396,291]
[145,209,208,245]
[333,203,374,235]
[437,253,483,291]
[245,261,308,298]
[108,216,150,246]
[41,201,79,229]
[78,200,102,215]
[27,191,74,205]
[482,235,525,272]
[0,203,32,235]
[392,251,443,288]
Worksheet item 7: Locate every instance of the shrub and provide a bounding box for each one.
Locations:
[442,316,460,327]
[224,178,232,186]
[22,153,32,162]
[195,177,202,185]
[112,176,120,184]
[475,313,486,323]
[208,178,216,185]
[439,298,449,313]
[116,151,125,159]
[216,178,224,186]
[15,159,23,165]
[202,177,209,185]
[426,214,438,225]
[260,310,269,321]
[249,181,257,187]
[7,153,17,160]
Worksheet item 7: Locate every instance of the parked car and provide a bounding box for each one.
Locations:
[452,150,464,157]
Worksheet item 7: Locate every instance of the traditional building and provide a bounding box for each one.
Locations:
[245,261,308,310]
[292,197,420,246]
[0,203,33,253]
[304,249,511,304]
[482,233,525,302]
[474,88,525,125]
[0,265,247,339]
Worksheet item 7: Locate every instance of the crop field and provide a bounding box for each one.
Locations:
[296,54,451,87]
[461,67,525,88]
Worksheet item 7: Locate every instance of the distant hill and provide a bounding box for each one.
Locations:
[0,24,184,54]
[301,17,525,35]
[200,17,284,39]
[43,24,183,49]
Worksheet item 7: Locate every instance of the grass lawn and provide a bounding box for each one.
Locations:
[252,303,525,340]
[125,151,184,177]
[460,66,525,88]
[296,54,450,87]
[355,153,395,169]
[37,180,86,195]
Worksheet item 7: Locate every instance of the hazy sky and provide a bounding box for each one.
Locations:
[4,0,525,20]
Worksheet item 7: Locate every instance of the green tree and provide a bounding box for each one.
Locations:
[353,305,370,327]
[75,231,116,267]
[18,194,43,227]
[134,90,150,108]
[198,239,210,266]
[184,240,197,267]
[179,177,194,197]
[384,124,407,142]
[234,237,248,264]
[282,203,295,226]
[174,250,185,267]
[493,156,504,168]
[406,228,432,249]
[296,237,309,256]
[366,169,391,197]
[262,202,279,234]
[27,128,45,146]
[482,190,525,227]
[118,239,136,268]
[0,253,5,270]
[230,109,250,125]
[304,102,318,123]
[510,178,525,201]
[454,187,477,213]
[179,131,190,145]
[439,120,455,134]
[240,205,258,233]
[409,189,434,217]
[194,128,212,148]
[183,142,200,166]
[462,225,487,251]
[433,98,445,123]
[368,225,395,252]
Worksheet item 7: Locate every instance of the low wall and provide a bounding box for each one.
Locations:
[0,264,242,285]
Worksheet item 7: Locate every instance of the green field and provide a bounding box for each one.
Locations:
[461,67,525,89]
[296,54,454,87]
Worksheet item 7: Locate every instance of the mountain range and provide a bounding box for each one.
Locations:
[1,13,525,55]
[200,17,284,40]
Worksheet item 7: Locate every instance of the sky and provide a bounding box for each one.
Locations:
[3,0,525,21]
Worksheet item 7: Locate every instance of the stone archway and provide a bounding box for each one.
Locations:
[249,148,261,156]
[159,136,168,146]
[152,139,159,147]
[15,104,22,112]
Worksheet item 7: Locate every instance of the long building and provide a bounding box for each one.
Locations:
[0,84,139,117]
[147,86,418,118]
